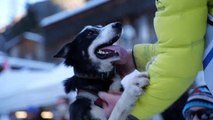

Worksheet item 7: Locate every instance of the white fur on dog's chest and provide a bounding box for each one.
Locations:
[90,104,107,120]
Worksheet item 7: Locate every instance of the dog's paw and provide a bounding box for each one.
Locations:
[121,70,149,90]
[125,84,143,97]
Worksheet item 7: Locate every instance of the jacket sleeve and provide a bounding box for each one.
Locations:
[133,44,158,71]
[208,0,213,15]
[131,0,208,119]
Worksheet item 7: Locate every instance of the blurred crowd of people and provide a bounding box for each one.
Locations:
[0,96,70,120]
[1,83,213,120]
[162,71,213,120]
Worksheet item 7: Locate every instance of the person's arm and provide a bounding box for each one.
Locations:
[99,0,208,119]
[130,0,208,119]
[208,0,213,15]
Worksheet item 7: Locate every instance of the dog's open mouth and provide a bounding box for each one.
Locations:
[95,35,121,59]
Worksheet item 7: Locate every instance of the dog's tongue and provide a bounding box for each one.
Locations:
[100,45,120,54]
[100,45,128,62]
[100,45,118,50]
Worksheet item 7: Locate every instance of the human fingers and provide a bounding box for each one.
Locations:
[98,92,120,118]
[98,92,120,103]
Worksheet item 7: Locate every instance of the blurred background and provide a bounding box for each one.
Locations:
[0,0,160,120]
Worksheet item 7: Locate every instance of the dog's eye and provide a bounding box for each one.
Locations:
[87,30,98,36]
[95,25,102,28]
[87,31,93,36]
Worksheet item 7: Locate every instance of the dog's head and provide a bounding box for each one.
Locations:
[54,22,122,78]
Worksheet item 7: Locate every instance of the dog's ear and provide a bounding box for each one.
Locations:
[54,43,72,58]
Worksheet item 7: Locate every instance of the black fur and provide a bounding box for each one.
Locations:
[63,76,113,94]
[69,98,93,120]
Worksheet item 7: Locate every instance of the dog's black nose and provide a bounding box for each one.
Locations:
[112,22,122,29]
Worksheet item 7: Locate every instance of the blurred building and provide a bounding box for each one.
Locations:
[41,0,157,63]
[0,0,156,66]
[0,0,87,70]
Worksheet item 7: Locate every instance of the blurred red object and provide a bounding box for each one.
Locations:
[3,59,11,71]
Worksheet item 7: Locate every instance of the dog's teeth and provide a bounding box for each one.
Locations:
[98,50,100,53]
[98,50,102,54]
[98,50,107,55]
[102,51,106,54]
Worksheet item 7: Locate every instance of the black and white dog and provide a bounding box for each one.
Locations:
[54,22,149,120]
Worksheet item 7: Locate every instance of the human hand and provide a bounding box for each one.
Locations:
[98,92,121,118]
[112,46,135,78]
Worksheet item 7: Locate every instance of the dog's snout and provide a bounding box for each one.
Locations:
[112,22,122,29]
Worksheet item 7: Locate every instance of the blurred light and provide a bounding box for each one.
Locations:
[52,0,86,10]
[41,111,53,119]
[15,111,27,119]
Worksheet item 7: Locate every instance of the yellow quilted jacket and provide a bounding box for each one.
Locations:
[131,0,208,119]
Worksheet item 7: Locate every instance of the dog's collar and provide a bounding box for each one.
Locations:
[74,72,104,79]
[77,90,104,108]
[74,69,115,80]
